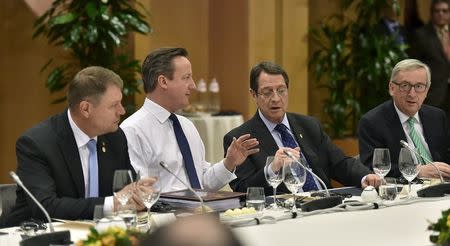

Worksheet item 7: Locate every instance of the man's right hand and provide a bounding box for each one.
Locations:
[418,162,450,179]
[113,177,156,212]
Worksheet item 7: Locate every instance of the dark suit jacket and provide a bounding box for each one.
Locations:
[223,112,372,195]
[410,23,450,108]
[358,100,450,177]
[0,110,134,227]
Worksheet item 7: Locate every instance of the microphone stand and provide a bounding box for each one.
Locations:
[283,151,342,212]
[10,171,71,246]
[159,162,206,213]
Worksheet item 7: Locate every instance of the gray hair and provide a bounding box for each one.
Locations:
[67,66,123,109]
[390,59,431,86]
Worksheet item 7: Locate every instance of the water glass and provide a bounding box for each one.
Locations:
[379,177,398,201]
[93,205,104,223]
[264,156,283,209]
[116,203,137,229]
[246,187,265,212]
[372,148,391,179]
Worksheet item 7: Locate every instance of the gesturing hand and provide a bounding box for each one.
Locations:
[224,134,259,171]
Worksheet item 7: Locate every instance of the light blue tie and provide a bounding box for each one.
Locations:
[407,117,432,164]
[87,139,99,197]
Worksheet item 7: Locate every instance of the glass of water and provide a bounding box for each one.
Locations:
[378,177,398,201]
[246,187,265,212]
[372,148,391,180]
[116,203,137,229]
[398,148,420,197]
[264,156,284,209]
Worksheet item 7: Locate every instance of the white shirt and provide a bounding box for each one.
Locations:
[67,110,113,215]
[121,98,236,193]
[393,103,432,157]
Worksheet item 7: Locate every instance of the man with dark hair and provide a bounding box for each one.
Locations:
[121,47,259,192]
[410,0,450,127]
[223,61,381,195]
[359,59,450,178]
[0,66,152,227]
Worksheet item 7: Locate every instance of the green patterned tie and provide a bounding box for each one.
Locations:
[407,117,432,164]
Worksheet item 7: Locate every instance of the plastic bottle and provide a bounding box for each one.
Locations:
[208,78,221,114]
[196,78,209,112]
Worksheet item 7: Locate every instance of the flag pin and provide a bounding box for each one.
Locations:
[101,142,106,153]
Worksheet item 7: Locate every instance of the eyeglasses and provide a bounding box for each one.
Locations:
[433,8,449,14]
[257,87,288,99]
[391,81,428,93]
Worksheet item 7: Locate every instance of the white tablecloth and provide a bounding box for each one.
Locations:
[185,114,244,163]
[2,194,449,245]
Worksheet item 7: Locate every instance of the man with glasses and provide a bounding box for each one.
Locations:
[410,0,450,127]
[223,61,381,195]
[359,59,450,179]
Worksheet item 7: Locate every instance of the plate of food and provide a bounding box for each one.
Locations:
[220,207,263,222]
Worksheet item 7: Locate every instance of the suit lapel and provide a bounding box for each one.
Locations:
[419,108,436,160]
[386,101,408,144]
[250,113,279,158]
[55,111,85,197]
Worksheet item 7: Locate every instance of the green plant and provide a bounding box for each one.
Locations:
[428,208,450,245]
[33,0,151,113]
[309,0,408,138]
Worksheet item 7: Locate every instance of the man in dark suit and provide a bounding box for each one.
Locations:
[1,66,152,227]
[359,59,450,179]
[223,61,381,195]
[410,0,450,127]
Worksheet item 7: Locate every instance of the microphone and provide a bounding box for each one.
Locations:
[10,171,54,232]
[10,171,71,246]
[399,140,443,183]
[159,162,206,213]
[283,151,342,212]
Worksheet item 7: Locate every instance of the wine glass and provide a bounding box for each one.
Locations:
[398,148,420,196]
[372,148,391,180]
[282,158,306,212]
[138,166,161,230]
[264,156,284,209]
[112,170,133,206]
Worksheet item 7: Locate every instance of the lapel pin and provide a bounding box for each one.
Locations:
[299,134,303,139]
[101,141,106,153]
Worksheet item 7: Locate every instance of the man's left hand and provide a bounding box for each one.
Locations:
[362,174,382,188]
[224,134,259,171]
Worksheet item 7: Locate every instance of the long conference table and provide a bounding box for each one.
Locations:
[1,194,449,245]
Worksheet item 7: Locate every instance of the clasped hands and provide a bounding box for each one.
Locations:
[113,177,156,212]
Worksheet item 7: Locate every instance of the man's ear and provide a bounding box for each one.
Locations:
[79,101,91,118]
[158,75,168,89]
[250,89,258,101]
[388,82,394,96]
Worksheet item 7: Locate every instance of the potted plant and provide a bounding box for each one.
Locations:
[33,0,151,114]
[309,0,408,141]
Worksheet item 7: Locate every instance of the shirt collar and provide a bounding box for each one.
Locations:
[258,109,291,132]
[67,109,97,148]
[393,101,421,125]
[144,97,172,123]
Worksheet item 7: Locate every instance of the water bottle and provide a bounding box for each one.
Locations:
[195,78,209,112]
[208,78,220,114]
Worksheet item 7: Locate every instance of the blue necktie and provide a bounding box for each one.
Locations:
[87,139,99,197]
[169,114,201,189]
[274,124,318,191]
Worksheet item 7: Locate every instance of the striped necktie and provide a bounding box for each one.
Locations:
[407,117,432,164]
[274,124,318,191]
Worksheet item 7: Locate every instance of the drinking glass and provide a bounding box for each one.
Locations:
[282,159,306,212]
[246,187,265,212]
[372,148,391,180]
[116,203,137,229]
[264,156,284,209]
[112,170,133,206]
[378,177,398,201]
[138,166,161,229]
[93,205,104,224]
[398,148,420,196]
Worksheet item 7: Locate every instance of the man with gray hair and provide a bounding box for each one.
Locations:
[0,66,152,227]
[358,59,450,179]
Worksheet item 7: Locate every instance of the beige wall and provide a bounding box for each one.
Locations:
[0,0,434,183]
